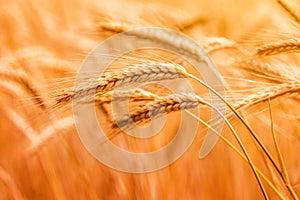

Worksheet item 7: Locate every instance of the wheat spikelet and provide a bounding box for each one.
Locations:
[201,37,236,53]
[256,38,300,56]
[113,93,201,128]
[98,21,130,33]
[95,88,159,104]
[56,62,188,105]
[234,80,300,110]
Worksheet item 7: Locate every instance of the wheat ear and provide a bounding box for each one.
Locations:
[56,62,187,105]
[256,38,300,56]
[113,93,200,128]
[236,58,298,81]
[201,37,236,53]
[0,70,46,109]
[125,29,209,62]
[234,80,300,110]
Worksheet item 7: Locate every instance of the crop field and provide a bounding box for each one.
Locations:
[0,0,299,199]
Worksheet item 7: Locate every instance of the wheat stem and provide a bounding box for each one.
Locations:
[113,91,268,199]
[194,96,269,199]
[268,100,299,200]
[187,73,282,178]
[186,110,285,200]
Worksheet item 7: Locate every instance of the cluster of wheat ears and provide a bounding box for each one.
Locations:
[0,0,300,199]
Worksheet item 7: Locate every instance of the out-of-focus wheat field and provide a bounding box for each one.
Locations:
[0,0,300,199]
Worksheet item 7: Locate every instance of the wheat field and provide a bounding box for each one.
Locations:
[0,0,300,199]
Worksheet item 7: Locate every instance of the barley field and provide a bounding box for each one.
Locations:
[0,0,300,199]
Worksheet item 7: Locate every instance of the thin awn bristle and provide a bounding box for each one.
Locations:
[113,93,201,129]
[277,0,300,24]
[256,38,300,56]
[56,62,188,106]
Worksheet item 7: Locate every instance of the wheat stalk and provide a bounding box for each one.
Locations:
[56,62,188,105]
[187,73,284,184]
[268,101,299,200]
[113,92,268,198]
[186,110,286,200]
[256,38,300,56]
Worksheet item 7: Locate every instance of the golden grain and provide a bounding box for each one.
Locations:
[256,38,300,56]
[56,62,187,106]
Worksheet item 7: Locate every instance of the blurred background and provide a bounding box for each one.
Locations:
[0,0,299,199]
